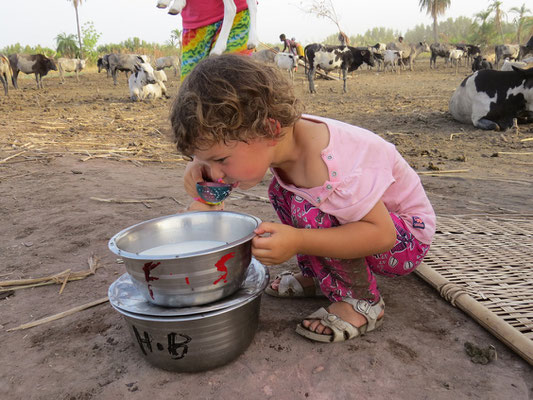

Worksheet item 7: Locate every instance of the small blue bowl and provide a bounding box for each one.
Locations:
[196,182,233,205]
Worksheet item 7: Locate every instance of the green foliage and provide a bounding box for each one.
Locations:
[0,43,55,57]
[82,21,102,63]
[56,32,79,58]
[96,30,181,60]
[352,27,400,46]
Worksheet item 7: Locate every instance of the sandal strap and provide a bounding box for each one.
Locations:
[342,297,385,331]
[304,308,362,342]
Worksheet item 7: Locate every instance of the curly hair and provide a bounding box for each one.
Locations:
[170,53,303,157]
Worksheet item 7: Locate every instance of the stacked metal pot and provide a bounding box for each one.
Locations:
[107,211,268,372]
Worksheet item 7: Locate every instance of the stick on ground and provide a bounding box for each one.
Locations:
[7,297,109,332]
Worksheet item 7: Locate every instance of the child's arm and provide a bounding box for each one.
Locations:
[252,200,396,265]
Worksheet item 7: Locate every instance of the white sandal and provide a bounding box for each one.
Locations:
[295,297,385,342]
[264,271,325,298]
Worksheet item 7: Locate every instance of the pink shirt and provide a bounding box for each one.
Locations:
[181,0,249,29]
[271,115,436,244]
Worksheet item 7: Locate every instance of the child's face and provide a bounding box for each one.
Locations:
[193,138,275,190]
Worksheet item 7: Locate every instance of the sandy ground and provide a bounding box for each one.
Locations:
[0,61,532,400]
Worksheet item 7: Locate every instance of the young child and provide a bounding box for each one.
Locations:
[170,54,436,343]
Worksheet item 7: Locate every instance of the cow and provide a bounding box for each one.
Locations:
[128,61,168,101]
[387,41,430,70]
[274,52,298,81]
[106,53,145,85]
[495,44,520,68]
[455,43,481,64]
[155,55,180,77]
[0,54,12,95]
[369,42,386,71]
[429,43,454,69]
[448,49,465,74]
[305,45,374,93]
[251,48,278,64]
[449,67,533,131]
[8,53,57,89]
[399,41,430,71]
[471,55,493,72]
[57,58,86,83]
[500,59,531,71]
[518,45,533,61]
[382,50,402,73]
[97,55,110,76]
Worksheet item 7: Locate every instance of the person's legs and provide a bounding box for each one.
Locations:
[365,213,430,277]
[302,213,431,339]
[268,178,378,302]
[180,9,253,81]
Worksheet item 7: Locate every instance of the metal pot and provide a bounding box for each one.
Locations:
[108,211,261,307]
[108,258,268,372]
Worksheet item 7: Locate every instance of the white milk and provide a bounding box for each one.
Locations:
[139,240,227,256]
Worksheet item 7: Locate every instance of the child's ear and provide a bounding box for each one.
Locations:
[267,118,282,136]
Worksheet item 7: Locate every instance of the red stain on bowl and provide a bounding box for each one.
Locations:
[143,261,161,299]
[213,252,235,285]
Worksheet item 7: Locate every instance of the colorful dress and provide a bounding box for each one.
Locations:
[180,0,254,80]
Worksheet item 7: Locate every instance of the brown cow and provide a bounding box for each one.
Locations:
[0,54,12,95]
[8,53,57,89]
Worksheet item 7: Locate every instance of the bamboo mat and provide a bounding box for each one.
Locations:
[415,215,533,365]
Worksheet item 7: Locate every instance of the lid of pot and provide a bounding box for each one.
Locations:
[108,257,268,317]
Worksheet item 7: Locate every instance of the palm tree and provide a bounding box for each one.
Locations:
[418,0,451,43]
[509,3,531,43]
[170,28,182,49]
[68,0,84,57]
[474,10,497,45]
[488,0,506,43]
[55,33,79,58]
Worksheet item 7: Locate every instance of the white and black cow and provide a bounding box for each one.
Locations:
[8,53,57,89]
[495,44,520,68]
[305,45,374,93]
[449,67,533,130]
[455,43,481,64]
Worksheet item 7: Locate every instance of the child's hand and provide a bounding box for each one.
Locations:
[252,222,302,265]
[187,200,224,211]
[183,159,210,198]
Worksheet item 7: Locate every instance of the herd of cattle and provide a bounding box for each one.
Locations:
[0,52,179,101]
[1,37,532,131]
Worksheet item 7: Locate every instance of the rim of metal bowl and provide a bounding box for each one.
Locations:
[108,211,262,260]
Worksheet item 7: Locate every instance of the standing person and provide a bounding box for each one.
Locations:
[171,54,436,343]
[163,0,257,81]
[279,34,297,55]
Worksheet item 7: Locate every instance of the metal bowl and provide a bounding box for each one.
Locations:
[108,211,261,307]
[109,259,269,372]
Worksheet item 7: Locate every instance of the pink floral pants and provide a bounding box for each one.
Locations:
[269,179,430,303]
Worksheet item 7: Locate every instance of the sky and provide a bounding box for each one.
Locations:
[0,0,529,50]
